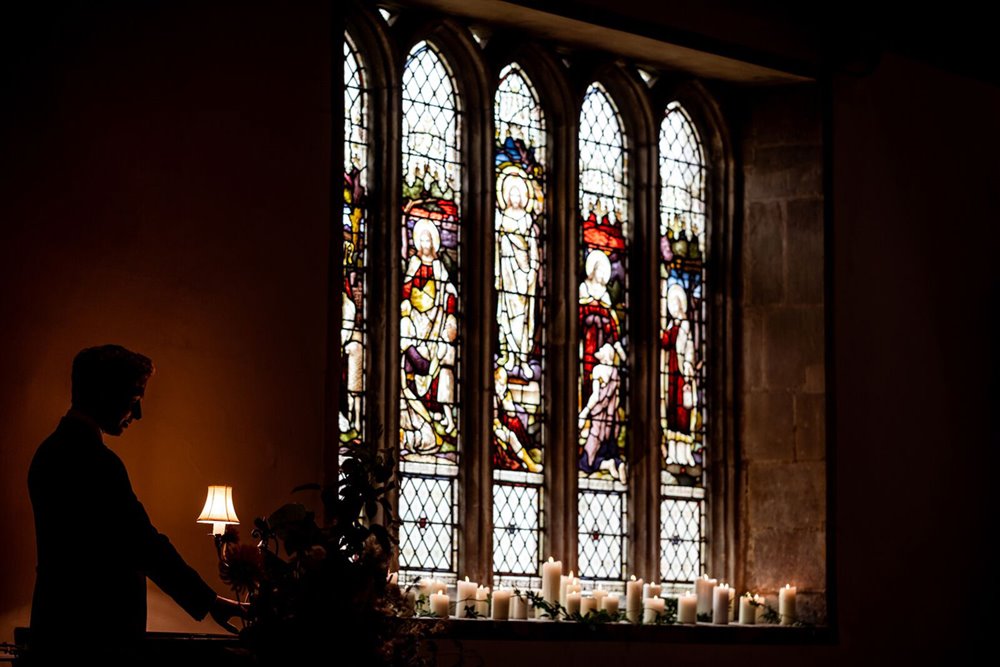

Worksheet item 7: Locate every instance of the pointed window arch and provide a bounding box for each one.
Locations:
[491,62,548,586]
[577,82,630,584]
[398,40,463,581]
[658,100,708,584]
[341,32,368,453]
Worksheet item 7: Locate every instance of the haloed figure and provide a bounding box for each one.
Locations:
[27,345,243,663]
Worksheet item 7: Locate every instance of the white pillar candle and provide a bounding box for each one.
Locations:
[643,595,665,624]
[603,593,620,616]
[739,593,756,625]
[456,577,478,618]
[541,557,562,607]
[626,576,644,623]
[476,586,490,618]
[712,583,730,624]
[695,574,717,616]
[492,589,512,620]
[580,594,597,616]
[728,586,736,621]
[779,584,797,626]
[559,570,576,608]
[643,582,662,600]
[678,592,698,623]
[566,591,581,617]
[430,592,450,618]
[511,591,529,619]
[592,588,609,610]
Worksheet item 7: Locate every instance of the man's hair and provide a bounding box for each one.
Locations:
[71,345,154,408]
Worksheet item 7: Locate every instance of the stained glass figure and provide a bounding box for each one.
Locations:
[341,34,367,452]
[491,64,546,584]
[399,41,462,467]
[577,82,629,583]
[399,41,462,578]
[658,101,707,583]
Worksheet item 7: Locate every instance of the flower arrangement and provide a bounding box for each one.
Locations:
[216,444,437,665]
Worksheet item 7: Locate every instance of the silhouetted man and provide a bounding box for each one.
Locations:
[27,345,243,663]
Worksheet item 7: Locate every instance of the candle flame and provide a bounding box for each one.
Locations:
[548,556,554,563]
[465,576,470,582]
[630,575,636,581]
[569,570,574,577]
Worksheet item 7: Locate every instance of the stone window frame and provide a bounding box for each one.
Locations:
[336,0,739,589]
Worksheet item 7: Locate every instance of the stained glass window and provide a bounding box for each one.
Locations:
[577,82,629,585]
[341,34,367,453]
[658,101,707,583]
[398,41,462,581]
[491,64,546,587]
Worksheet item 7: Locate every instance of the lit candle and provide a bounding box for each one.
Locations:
[678,592,698,623]
[511,591,529,619]
[626,576,644,623]
[430,591,450,618]
[592,587,609,610]
[492,589,512,619]
[566,591,581,617]
[476,586,490,618]
[559,570,577,608]
[603,593,620,616]
[456,577,478,618]
[712,583,730,625]
[643,582,662,600]
[696,574,717,616]
[643,595,665,624]
[779,584,797,626]
[739,593,756,625]
[580,594,597,616]
[542,557,562,607]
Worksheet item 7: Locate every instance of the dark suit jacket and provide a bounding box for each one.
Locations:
[28,415,217,653]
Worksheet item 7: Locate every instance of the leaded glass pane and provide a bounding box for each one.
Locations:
[577,82,628,582]
[400,41,461,466]
[659,496,703,583]
[577,489,626,581]
[659,101,707,583]
[399,475,458,573]
[493,483,540,576]
[341,34,367,452]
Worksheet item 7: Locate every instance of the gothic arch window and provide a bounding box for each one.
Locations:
[338,2,734,595]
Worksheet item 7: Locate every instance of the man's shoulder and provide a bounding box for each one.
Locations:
[29,419,119,483]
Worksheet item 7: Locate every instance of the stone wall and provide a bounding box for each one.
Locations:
[740,85,827,624]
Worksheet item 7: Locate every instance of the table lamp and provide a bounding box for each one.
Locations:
[197,485,240,536]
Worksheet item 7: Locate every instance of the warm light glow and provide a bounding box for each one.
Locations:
[197,485,239,535]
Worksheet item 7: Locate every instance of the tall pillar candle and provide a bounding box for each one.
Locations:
[541,558,562,607]
[456,577,478,618]
[430,592,450,618]
[580,594,597,616]
[510,591,529,619]
[492,589,512,619]
[566,591,581,617]
[695,575,717,616]
[643,596,665,624]
[739,593,756,625]
[476,586,490,617]
[678,592,697,623]
[626,576,644,623]
[712,583,730,625]
[779,585,797,626]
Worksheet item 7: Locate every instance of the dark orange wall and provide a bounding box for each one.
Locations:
[0,1,333,638]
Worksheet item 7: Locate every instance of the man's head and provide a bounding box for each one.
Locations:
[71,345,154,436]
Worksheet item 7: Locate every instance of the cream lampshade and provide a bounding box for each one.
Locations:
[197,485,240,535]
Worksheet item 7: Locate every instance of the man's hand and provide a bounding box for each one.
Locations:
[209,595,248,634]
